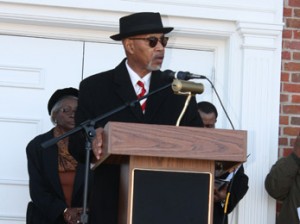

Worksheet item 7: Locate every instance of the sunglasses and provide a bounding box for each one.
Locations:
[129,36,169,48]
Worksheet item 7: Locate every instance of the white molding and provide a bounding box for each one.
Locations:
[0,3,238,42]
[0,116,42,139]
[0,214,25,222]
[0,116,41,125]
[0,179,28,186]
[0,1,282,41]
[238,21,283,50]
[0,65,45,89]
[0,0,281,23]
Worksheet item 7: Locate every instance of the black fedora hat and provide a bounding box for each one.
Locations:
[47,87,78,115]
[110,12,174,40]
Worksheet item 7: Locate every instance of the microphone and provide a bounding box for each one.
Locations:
[164,69,206,80]
[172,79,204,95]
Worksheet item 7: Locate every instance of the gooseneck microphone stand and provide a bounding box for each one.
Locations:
[41,82,172,224]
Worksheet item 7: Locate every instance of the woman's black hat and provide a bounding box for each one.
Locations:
[47,87,78,115]
[110,12,174,40]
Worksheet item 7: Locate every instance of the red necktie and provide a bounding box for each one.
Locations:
[137,80,146,112]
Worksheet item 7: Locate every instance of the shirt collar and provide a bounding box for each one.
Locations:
[126,60,151,94]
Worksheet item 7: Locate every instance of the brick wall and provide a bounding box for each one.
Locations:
[279,0,300,216]
[281,0,300,157]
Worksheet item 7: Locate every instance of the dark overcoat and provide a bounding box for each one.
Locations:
[26,129,86,224]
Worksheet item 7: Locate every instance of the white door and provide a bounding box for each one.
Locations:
[0,35,83,223]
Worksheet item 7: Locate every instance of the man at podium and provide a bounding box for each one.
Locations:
[70,12,204,224]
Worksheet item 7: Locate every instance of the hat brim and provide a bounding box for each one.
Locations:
[110,27,174,41]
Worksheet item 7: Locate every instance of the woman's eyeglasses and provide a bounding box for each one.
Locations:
[59,106,77,115]
[129,36,169,48]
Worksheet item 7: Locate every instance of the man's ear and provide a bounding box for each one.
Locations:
[123,39,134,54]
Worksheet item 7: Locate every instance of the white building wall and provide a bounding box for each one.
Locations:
[0,0,283,223]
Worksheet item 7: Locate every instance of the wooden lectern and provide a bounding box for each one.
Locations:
[93,122,247,224]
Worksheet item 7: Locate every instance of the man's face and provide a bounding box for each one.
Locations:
[124,33,168,76]
[198,111,216,128]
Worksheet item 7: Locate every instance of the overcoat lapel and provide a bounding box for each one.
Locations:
[144,70,170,122]
[43,143,65,199]
[113,60,144,121]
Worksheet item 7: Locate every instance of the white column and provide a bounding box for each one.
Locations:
[228,21,283,224]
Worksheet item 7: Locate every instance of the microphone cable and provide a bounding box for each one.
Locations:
[203,77,235,130]
[203,76,236,224]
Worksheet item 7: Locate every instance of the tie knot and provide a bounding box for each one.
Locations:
[137,81,146,98]
[137,80,144,88]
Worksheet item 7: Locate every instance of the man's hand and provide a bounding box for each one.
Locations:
[293,133,300,158]
[214,184,228,203]
[92,127,104,161]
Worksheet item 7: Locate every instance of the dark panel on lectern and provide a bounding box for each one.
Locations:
[131,169,211,224]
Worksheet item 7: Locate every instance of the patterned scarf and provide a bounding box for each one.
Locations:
[53,126,78,172]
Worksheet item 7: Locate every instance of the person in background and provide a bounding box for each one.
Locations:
[265,133,300,224]
[69,12,203,224]
[26,87,88,224]
[197,101,249,224]
[197,101,218,128]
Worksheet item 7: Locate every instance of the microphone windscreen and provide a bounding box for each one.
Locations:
[172,80,204,95]
[162,70,176,82]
